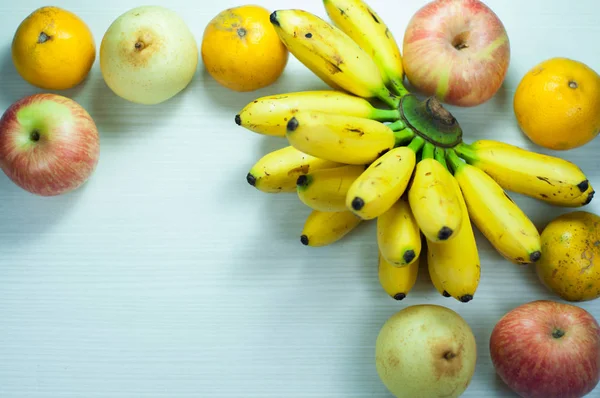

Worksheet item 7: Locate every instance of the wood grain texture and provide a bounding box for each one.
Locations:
[0,0,599,397]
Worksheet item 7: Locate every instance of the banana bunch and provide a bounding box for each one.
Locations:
[234,0,596,302]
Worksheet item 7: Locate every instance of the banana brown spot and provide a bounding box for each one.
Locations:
[577,180,589,192]
[536,176,554,186]
[351,197,365,211]
[346,128,364,135]
[38,32,51,44]
[368,9,379,23]
[338,7,346,16]
[287,117,299,132]
[326,60,343,74]
[300,235,309,245]
[437,226,453,240]
[459,294,473,303]
[540,193,548,198]
[442,290,451,297]
[246,173,256,186]
[374,161,383,168]
[234,114,241,125]
[530,251,542,262]
[305,33,312,38]
[269,11,280,26]
[393,293,406,300]
[403,250,416,264]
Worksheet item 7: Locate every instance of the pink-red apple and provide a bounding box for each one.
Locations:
[489,300,600,398]
[402,0,510,107]
[0,93,100,196]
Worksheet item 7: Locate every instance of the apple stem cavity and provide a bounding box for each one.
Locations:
[38,32,51,44]
[552,328,566,339]
[30,129,41,142]
[569,81,578,89]
[443,351,457,360]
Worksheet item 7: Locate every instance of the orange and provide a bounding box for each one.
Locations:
[513,57,600,150]
[11,6,96,90]
[201,5,289,92]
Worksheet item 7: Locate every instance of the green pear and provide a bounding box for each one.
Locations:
[375,304,477,398]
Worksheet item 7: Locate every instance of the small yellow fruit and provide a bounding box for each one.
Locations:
[513,57,600,150]
[536,211,600,302]
[201,5,289,92]
[12,6,96,90]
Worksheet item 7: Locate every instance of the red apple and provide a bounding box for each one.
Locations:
[0,93,100,196]
[402,0,510,107]
[489,300,600,398]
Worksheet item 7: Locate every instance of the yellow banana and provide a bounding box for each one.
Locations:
[447,150,542,265]
[456,140,595,207]
[235,90,400,137]
[297,164,365,211]
[323,0,407,96]
[426,176,481,303]
[378,251,419,301]
[345,137,422,219]
[377,196,422,266]
[285,110,396,165]
[427,253,451,298]
[300,209,362,247]
[247,146,344,193]
[269,9,398,107]
[408,145,463,242]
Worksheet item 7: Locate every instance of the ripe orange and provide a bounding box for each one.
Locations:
[12,6,96,91]
[201,5,289,92]
[513,57,600,150]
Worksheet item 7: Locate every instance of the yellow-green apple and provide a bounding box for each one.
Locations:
[490,300,600,398]
[0,93,100,196]
[375,304,477,398]
[402,0,510,107]
[100,5,198,105]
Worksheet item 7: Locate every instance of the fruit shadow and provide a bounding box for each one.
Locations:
[0,172,87,248]
[86,73,190,138]
[0,44,89,106]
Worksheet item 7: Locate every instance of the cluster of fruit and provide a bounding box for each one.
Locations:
[235,2,599,305]
[0,0,599,398]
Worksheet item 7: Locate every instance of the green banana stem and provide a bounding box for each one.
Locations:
[421,142,435,159]
[389,78,410,98]
[434,147,448,169]
[394,127,415,147]
[388,120,406,131]
[377,88,401,109]
[373,108,401,121]
[454,142,477,164]
[407,135,425,153]
[446,149,466,174]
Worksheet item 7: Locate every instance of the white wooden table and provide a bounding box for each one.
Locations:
[0,0,598,396]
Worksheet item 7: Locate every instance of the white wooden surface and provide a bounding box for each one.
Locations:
[0,0,598,397]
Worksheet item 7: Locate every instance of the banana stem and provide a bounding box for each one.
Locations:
[394,127,415,146]
[446,149,465,173]
[454,142,477,164]
[421,142,435,159]
[372,108,401,121]
[389,79,410,98]
[388,120,406,131]
[434,147,448,169]
[407,135,425,153]
[378,89,401,109]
